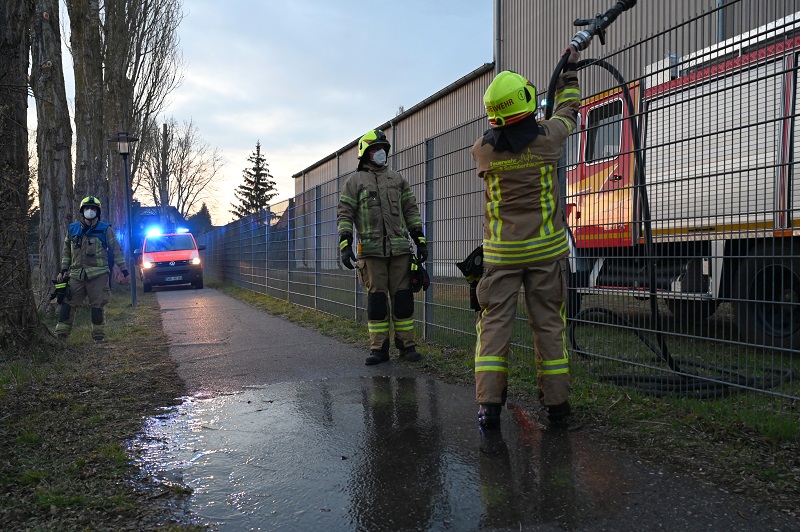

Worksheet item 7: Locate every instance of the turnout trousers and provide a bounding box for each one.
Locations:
[358,255,416,352]
[475,259,570,406]
[55,273,112,340]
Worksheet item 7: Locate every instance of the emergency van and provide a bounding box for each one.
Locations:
[564,12,800,350]
[137,229,205,291]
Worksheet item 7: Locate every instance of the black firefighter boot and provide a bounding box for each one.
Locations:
[478,404,502,430]
[365,339,390,366]
[395,338,421,362]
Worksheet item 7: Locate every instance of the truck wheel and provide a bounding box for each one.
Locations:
[193,279,204,289]
[143,282,152,293]
[734,241,800,350]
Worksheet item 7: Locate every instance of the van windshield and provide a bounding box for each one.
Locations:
[144,234,195,252]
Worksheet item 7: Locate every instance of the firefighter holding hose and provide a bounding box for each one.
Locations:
[471,45,581,429]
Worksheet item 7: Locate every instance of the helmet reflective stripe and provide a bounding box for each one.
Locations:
[484,71,538,128]
[358,129,391,158]
[80,196,102,211]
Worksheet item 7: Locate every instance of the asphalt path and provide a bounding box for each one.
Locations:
[145,286,800,531]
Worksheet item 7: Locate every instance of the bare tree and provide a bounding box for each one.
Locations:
[139,117,222,219]
[102,0,185,263]
[66,0,106,204]
[0,0,42,347]
[31,0,74,309]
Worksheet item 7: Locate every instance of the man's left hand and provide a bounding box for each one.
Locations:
[119,269,130,285]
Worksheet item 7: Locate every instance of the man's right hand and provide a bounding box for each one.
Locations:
[56,270,68,282]
[340,246,357,269]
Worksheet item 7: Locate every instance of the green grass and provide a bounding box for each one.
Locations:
[0,287,202,530]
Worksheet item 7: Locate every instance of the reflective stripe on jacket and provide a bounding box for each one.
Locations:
[471,71,580,269]
[337,166,423,257]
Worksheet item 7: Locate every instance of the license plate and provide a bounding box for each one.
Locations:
[165,276,183,281]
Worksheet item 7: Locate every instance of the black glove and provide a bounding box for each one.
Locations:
[122,269,129,277]
[339,233,356,270]
[410,229,427,263]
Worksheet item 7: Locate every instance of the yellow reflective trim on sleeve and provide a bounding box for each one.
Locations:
[552,115,574,134]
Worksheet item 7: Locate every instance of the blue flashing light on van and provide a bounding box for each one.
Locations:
[135,231,206,292]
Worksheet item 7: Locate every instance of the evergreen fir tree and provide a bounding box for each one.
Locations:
[186,203,214,235]
[230,141,278,219]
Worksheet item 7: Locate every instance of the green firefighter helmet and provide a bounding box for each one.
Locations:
[357,129,391,159]
[484,71,538,128]
[80,195,102,216]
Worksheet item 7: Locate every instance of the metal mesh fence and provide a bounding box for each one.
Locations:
[198,3,800,427]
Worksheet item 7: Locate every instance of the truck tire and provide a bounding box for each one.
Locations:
[734,241,800,351]
[193,278,204,289]
[143,282,152,293]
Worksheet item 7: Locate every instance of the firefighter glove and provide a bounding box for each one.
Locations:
[51,279,69,304]
[122,269,129,277]
[411,230,427,263]
[410,257,430,293]
[339,233,356,270]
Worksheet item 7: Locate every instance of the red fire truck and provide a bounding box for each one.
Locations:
[565,13,800,350]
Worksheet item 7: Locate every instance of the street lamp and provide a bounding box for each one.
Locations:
[107,131,139,306]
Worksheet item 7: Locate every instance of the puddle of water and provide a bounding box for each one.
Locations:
[129,376,626,530]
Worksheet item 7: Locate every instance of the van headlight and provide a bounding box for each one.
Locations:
[192,257,201,265]
[142,260,154,269]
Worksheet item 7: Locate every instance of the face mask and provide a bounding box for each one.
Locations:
[83,208,97,220]
[371,149,387,167]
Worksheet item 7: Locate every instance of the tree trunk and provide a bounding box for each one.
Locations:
[32,0,73,310]
[67,0,106,204]
[0,0,41,348]
[104,0,135,265]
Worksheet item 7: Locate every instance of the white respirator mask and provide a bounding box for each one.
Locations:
[83,208,98,220]
[371,149,387,167]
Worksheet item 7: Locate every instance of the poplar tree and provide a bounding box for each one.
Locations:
[230,141,277,219]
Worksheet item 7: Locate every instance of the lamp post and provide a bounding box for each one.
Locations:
[107,132,139,306]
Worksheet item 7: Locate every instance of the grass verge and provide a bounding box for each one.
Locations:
[0,288,199,531]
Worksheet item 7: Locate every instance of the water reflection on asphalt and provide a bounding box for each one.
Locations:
[129,376,626,530]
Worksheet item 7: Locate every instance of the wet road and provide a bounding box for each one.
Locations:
[131,287,800,531]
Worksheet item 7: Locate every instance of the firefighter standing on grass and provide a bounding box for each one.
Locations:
[470,46,581,429]
[337,130,427,365]
[55,196,130,344]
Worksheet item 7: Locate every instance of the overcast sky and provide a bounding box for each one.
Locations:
[163,1,494,225]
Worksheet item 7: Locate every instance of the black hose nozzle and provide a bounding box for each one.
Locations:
[570,0,637,50]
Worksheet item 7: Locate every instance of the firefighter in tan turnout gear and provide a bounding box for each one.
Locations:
[55,196,129,343]
[337,130,427,365]
[471,46,581,428]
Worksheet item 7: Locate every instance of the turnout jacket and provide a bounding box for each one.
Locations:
[61,219,127,280]
[337,165,423,257]
[471,69,580,269]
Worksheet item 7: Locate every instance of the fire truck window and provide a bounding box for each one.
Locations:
[585,100,622,163]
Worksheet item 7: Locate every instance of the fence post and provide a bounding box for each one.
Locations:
[424,138,435,341]
[315,185,322,310]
